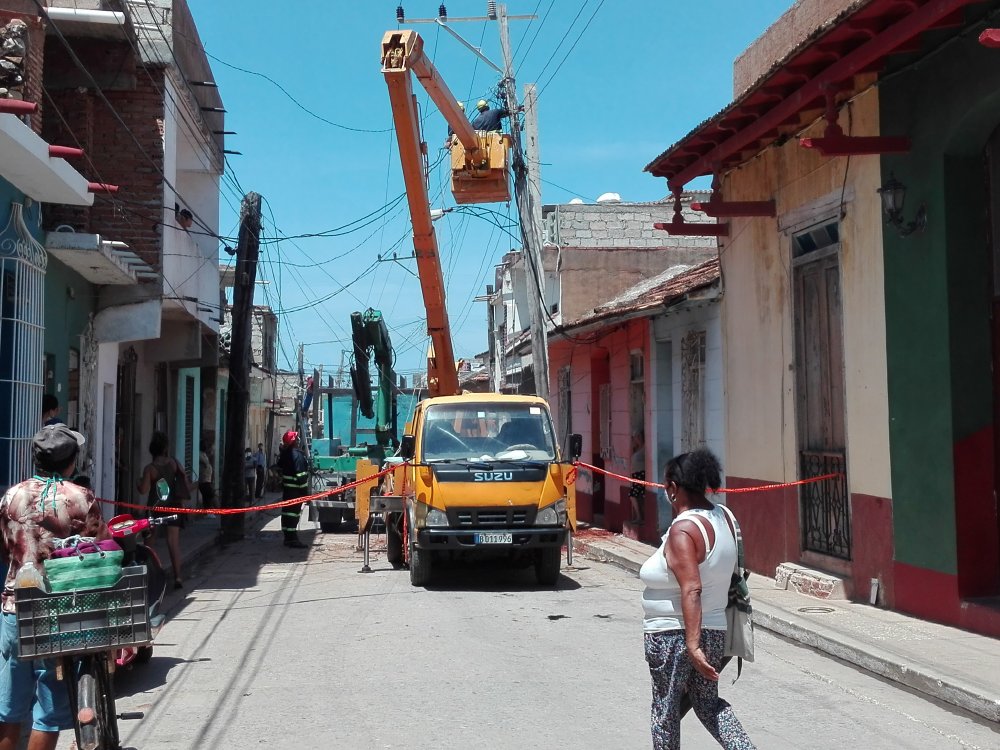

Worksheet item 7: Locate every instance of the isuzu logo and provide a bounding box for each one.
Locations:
[473,471,514,482]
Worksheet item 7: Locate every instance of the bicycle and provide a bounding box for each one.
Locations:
[13,515,177,750]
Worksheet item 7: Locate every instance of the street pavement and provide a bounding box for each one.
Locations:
[52,510,1000,749]
[572,529,1000,724]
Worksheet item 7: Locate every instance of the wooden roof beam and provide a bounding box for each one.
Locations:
[657,0,976,187]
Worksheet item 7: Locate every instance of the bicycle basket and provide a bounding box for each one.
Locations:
[14,566,150,658]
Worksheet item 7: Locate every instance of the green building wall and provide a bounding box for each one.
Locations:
[880,27,1000,602]
[42,258,96,425]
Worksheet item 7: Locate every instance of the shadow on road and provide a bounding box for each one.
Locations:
[113,655,187,698]
[422,555,582,592]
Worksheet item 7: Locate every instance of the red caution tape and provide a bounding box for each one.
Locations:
[570,460,841,495]
[95,462,403,515]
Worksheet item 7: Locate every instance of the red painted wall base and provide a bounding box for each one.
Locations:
[894,562,1000,638]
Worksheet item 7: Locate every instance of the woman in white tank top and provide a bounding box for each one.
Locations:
[639,449,755,750]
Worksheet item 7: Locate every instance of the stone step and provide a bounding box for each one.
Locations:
[775,562,847,600]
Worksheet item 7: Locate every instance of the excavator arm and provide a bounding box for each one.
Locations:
[350,309,397,453]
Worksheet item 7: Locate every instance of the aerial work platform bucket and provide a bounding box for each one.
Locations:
[451,131,511,205]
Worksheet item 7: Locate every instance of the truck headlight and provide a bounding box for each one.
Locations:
[537,498,567,526]
[415,501,449,528]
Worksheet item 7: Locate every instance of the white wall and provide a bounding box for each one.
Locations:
[652,298,725,477]
[95,342,118,516]
[161,74,221,330]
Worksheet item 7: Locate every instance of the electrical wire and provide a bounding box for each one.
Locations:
[532,1,590,88]
[536,0,606,101]
[515,0,555,68]
[200,50,393,134]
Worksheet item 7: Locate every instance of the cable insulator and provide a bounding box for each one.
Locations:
[487,0,497,20]
[439,4,447,20]
[396,4,404,22]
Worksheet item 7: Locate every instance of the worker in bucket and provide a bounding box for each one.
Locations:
[471,99,512,132]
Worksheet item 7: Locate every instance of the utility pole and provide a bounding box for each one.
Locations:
[498,4,549,402]
[220,191,261,543]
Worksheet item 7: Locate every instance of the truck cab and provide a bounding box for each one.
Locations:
[392,393,575,586]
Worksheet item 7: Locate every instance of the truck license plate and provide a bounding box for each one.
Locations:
[474,532,513,545]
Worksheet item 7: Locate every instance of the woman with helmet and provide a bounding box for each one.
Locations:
[276,431,309,548]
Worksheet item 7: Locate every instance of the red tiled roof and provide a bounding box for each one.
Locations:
[554,258,721,336]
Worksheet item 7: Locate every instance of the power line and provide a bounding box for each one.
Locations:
[532,1,590,87]
[515,0,554,67]
[202,50,392,134]
[536,0,606,100]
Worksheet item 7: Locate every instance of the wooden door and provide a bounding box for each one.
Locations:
[794,246,851,559]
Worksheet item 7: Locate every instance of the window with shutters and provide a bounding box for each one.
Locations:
[183,375,195,474]
[681,330,707,451]
[599,383,612,459]
[557,365,572,452]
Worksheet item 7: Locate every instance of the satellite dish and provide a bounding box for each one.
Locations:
[596,192,622,203]
[568,198,584,204]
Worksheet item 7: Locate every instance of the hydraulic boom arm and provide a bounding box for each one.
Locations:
[381,30,463,398]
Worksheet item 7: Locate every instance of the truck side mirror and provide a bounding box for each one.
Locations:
[568,433,582,461]
[400,434,415,460]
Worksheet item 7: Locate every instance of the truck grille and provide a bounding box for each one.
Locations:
[450,507,535,527]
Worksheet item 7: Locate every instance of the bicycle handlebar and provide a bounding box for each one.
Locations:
[146,515,179,526]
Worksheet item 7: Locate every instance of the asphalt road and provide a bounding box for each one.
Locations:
[68,516,1000,749]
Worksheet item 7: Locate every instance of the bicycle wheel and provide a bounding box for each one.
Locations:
[74,654,121,750]
[95,653,121,749]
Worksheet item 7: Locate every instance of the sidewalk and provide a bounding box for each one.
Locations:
[572,529,1000,723]
[147,494,279,599]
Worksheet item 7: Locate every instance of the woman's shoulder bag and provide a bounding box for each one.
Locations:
[718,503,754,680]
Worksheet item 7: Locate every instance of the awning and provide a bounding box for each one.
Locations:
[46,231,156,285]
[644,0,979,190]
[44,8,128,39]
[0,114,94,206]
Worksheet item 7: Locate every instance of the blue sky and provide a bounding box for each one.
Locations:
[188,0,790,377]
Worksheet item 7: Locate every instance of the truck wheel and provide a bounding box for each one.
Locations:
[136,646,154,665]
[320,507,344,533]
[409,545,432,586]
[386,513,404,569]
[535,547,562,585]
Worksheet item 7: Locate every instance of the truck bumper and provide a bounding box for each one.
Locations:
[415,527,566,550]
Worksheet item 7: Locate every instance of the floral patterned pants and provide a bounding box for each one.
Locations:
[644,630,756,750]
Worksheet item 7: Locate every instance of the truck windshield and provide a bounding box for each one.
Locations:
[421,403,557,462]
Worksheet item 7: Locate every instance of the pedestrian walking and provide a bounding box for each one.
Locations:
[276,431,309,548]
[254,443,266,499]
[138,432,191,589]
[41,394,62,426]
[243,448,256,504]
[198,445,215,509]
[629,429,646,525]
[0,425,110,750]
[639,448,755,750]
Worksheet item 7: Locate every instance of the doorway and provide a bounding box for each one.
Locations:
[792,220,851,561]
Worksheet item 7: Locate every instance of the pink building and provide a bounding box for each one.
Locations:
[549,259,721,543]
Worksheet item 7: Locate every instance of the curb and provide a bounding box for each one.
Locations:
[572,536,1000,723]
[752,607,1000,723]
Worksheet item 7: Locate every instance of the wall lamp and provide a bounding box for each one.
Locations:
[877,174,927,237]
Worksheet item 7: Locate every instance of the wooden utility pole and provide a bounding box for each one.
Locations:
[499,4,549,401]
[220,191,261,543]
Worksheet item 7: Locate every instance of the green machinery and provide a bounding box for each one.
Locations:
[310,309,397,532]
